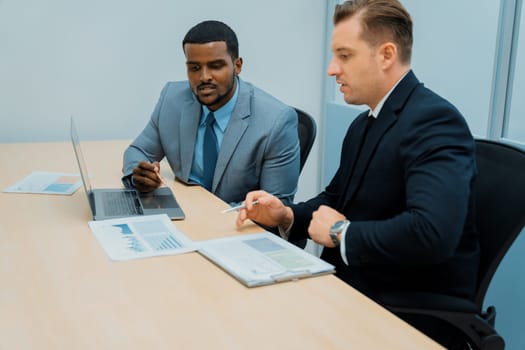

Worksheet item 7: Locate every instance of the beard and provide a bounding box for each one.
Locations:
[194,75,237,109]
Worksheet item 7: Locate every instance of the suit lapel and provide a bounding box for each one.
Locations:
[341,70,420,209]
[337,113,370,205]
[341,112,396,208]
[179,100,201,181]
[212,79,251,191]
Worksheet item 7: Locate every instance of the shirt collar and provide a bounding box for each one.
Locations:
[201,78,240,132]
[369,71,409,118]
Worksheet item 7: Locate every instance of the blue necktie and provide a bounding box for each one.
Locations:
[202,112,218,190]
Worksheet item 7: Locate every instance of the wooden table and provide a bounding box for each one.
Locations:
[0,140,442,349]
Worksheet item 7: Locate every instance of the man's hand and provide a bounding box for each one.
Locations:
[132,161,163,192]
[308,205,346,247]
[236,190,293,229]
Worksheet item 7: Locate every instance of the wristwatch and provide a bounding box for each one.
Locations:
[329,220,350,247]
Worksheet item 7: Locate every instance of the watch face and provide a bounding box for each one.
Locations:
[331,220,345,232]
[329,231,340,246]
[330,220,347,247]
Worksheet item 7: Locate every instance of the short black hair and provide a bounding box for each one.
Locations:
[182,20,239,60]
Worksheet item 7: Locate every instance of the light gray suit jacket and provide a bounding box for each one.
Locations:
[123,78,300,205]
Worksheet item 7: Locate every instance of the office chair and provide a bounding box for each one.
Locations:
[378,139,525,350]
[294,107,317,172]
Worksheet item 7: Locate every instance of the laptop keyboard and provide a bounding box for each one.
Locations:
[102,191,141,216]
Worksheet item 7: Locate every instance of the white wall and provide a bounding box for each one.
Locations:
[404,0,500,138]
[0,0,326,201]
[507,11,525,142]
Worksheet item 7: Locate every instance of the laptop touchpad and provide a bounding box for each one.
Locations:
[140,193,178,209]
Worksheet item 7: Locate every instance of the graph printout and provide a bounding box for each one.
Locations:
[198,232,335,287]
[88,214,196,261]
[3,171,82,195]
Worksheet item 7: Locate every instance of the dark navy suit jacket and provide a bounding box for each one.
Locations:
[290,71,479,300]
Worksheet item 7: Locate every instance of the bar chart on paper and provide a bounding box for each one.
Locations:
[114,222,183,252]
[3,171,82,195]
[88,214,197,260]
[143,235,183,251]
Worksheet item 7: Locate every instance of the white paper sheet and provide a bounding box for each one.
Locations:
[88,214,197,261]
[3,171,82,195]
[198,232,335,287]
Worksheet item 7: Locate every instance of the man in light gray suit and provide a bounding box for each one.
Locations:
[122,20,300,205]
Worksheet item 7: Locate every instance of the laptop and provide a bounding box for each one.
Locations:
[70,118,185,221]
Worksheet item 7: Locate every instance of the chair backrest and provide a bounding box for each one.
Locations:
[294,108,317,172]
[474,139,525,306]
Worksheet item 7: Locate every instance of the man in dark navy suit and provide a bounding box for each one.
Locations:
[236,0,479,348]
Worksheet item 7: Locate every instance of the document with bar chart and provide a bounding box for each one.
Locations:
[88,214,196,261]
[3,171,82,195]
[198,231,335,287]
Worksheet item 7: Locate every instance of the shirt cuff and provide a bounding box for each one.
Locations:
[340,223,350,265]
[277,218,294,240]
[122,174,134,189]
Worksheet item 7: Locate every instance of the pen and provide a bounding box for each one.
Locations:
[157,173,167,186]
[221,200,259,214]
[153,165,167,186]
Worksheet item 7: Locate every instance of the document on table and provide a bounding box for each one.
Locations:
[3,171,82,195]
[88,214,196,261]
[198,232,335,287]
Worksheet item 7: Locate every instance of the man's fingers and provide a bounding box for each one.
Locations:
[236,210,246,228]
